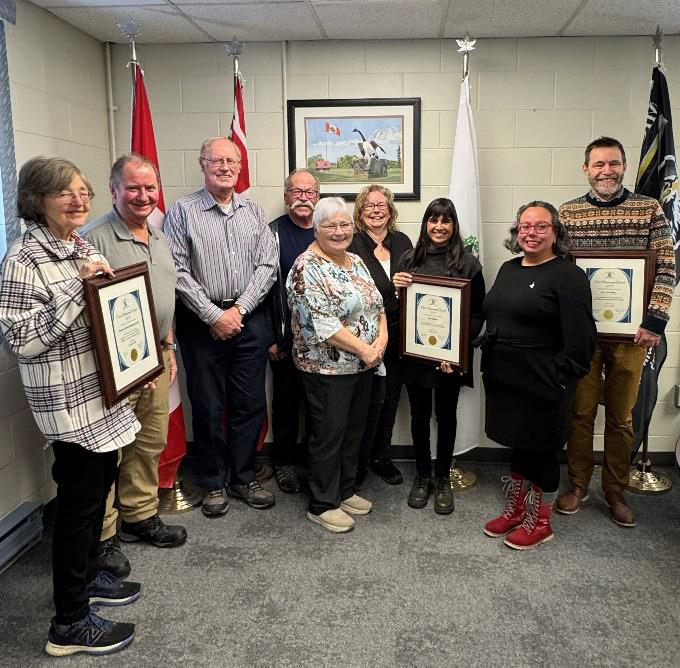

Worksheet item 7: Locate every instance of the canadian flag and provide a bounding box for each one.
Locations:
[229,73,250,194]
[131,61,188,488]
[325,122,340,136]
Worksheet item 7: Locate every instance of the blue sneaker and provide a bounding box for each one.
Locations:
[45,609,134,656]
[87,570,142,606]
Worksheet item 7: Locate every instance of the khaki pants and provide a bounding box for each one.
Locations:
[101,351,171,540]
[566,341,647,495]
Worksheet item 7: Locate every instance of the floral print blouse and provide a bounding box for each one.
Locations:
[286,248,384,375]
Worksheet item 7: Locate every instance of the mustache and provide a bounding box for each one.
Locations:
[290,200,315,211]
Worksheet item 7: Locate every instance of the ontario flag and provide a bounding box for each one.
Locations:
[229,72,250,194]
[325,122,340,136]
[131,60,188,488]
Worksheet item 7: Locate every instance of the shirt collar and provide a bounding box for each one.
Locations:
[588,185,624,203]
[28,223,91,260]
[200,188,245,213]
[110,207,159,242]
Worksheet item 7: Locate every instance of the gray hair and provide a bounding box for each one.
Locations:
[199,136,241,161]
[311,197,350,233]
[110,153,160,191]
[504,200,571,257]
[18,156,94,226]
[284,169,320,191]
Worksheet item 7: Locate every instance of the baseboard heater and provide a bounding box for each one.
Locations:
[0,502,43,574]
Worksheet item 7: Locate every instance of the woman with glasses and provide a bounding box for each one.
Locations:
[392,198,485,515]
[0,157,142,655]
[287,197,387,533]
[478,201,595,550]
[348,185,412,487]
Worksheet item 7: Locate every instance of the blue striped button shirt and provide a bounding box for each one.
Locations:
[164,189,278,325]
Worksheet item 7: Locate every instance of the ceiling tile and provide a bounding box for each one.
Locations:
[47,5,211,43]
[32,0,162,7]
[564,0,680,36]
[313,1,443,40]
[443,0,584,38]
[180,2,324,41]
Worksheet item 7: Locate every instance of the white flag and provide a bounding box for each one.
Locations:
[449,75,483,455]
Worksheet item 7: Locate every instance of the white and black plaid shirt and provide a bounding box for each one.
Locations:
[0,224,140,452]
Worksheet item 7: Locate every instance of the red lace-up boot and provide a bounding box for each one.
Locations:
[483,472,525,537]
[504,484,554,550]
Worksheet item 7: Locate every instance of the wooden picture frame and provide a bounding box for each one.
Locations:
[84,262,164,408]
[571,250,657,342]
[287,97,421,201]
[399,274,471,372]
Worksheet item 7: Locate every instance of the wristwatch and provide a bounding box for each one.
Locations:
[161,342,177,351]
[236,305,247,317]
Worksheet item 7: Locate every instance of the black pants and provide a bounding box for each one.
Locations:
[406,380,461,479]
[355,373,386,488]
[176,301,268,490]
[269,354,307,467]
[511,448,560,492]
[51,441,118,624]
[300,370,373,515]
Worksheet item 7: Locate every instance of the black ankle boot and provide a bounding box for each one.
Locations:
[433,477,454,515]
[407,476,431,508]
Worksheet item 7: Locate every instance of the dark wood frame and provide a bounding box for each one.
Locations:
[571,249,657,343]
[287,97,421,201]
[84,262,164,408]
[399,274,471,372]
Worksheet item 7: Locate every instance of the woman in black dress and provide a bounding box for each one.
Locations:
[393,198,485,514]
[349,185,412,487]
[479,201,596,550]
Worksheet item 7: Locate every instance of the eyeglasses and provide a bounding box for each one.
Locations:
[363,202,388,211]
[517,222,552,234]
[50,191,92,203]
[287,188,319,198]
[319,222,353,232]
[201,157,240,168]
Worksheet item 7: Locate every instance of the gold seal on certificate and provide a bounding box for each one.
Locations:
[84,262,164,407]
[400,274,471,371]
[571,250,656,342]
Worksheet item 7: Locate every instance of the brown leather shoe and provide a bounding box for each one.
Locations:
[605,491,636,527]
[555,485,589,515]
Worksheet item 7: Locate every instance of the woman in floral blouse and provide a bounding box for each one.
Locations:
[287,197,387,533]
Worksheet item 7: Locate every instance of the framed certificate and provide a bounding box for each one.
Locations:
[84,262,164,408]
[399,274,471,371]
[571,250,656,342]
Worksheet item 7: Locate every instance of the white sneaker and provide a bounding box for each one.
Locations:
[307,509,355,533]
[340,494,373,515]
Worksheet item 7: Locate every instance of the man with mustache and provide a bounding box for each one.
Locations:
[266,170,320,493]
[82,154,187,578]
[557,136,675,527]
[164,137,278,517]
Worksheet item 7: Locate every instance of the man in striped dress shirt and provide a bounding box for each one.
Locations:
[164,137,278,517]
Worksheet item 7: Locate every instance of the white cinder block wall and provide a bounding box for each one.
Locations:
[0,0,111,519]
[1,4,679,519]
[109,37,680,454]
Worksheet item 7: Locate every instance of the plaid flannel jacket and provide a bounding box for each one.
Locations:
[0,224,140,451]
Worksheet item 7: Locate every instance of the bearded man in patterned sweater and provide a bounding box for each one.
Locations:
[557,136,675,528]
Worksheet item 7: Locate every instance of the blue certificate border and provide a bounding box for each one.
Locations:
[108,290,151,372]
[586,267,633,323]
[415,292,452,350]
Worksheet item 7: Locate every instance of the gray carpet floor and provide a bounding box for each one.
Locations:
[1,462,679,667]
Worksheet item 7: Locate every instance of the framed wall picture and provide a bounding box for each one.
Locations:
[571,250,656,342]
[84,262,164,407]
[287,97,421,200]
[399,275,471,372]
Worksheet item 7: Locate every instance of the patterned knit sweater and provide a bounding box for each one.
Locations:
[559,188,675,335]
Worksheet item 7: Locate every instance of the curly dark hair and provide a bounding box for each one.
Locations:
[504,200,571,257]
[406,198,466,274]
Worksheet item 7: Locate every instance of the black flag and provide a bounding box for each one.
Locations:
[632,65,680,453]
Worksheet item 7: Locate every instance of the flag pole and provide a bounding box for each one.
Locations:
[117,18,142,144]
[627,25,672,494]
[449,32,479,493]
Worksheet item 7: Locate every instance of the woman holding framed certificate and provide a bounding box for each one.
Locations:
[0,158,142,656]
[392,198,485,515]
[479,201,596,550]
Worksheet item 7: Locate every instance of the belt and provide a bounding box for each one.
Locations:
[212,299,236,310]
